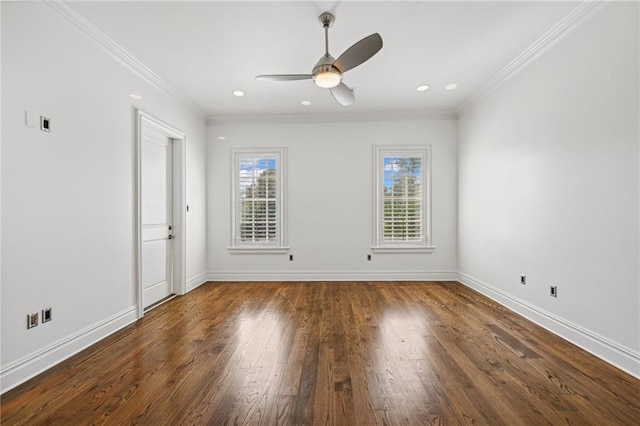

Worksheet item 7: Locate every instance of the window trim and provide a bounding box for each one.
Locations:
[372,145,434,253]
[229,147,288,253]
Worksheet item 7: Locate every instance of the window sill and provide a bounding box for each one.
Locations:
[228,247,290,254]
[371,246,435,254]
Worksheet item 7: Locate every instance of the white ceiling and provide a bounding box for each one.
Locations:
[68,1,578,120]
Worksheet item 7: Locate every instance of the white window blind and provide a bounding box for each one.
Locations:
[238,157,277,242]
[383,156,423,242]
[373,146,433,252]
[230,149,287,252]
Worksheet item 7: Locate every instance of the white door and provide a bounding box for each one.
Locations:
[141,118,173,308]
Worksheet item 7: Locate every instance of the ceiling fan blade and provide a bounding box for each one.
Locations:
[330,82,355,106]
[333,33,383,73]
[255,74,312,81]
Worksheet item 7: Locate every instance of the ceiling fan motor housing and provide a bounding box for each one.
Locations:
[312,54,342,88]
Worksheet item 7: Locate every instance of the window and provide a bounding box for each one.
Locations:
[373,145,433,252]
[230,148,287,252]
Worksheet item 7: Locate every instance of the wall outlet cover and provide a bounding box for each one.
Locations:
[42,308,52,323]
[40,116,51,132]
[27,312,39,329]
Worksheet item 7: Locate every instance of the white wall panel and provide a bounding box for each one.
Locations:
[207,119,458,279]
[458,2,639,372]
[1,2,207,392]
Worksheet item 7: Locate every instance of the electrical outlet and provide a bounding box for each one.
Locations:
[520,274,526,285]
[550,285,558,298]
[27,312,39,329]
[40,116,51,132]
[42,307,52,323]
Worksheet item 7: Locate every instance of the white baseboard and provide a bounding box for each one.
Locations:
[0,306,138,394]
[186,272,208,292]
[457,272,640,379]
[206,270,457,282]
[5,272,634,396]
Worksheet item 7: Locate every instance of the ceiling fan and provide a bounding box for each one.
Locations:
[256,12,383,106]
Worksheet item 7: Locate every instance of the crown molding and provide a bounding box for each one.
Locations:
[44,0,607,125]
[456,0,608,116]
[44,0,208,122]
[207,109,458,126]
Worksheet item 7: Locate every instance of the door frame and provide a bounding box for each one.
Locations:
[135,109,187,318]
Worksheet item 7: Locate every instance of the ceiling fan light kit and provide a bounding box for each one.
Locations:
[312,58,342,89]
[256,12,383,106]
[313,70,341,88]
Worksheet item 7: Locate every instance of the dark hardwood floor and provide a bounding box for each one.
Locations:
[2,281,639,425]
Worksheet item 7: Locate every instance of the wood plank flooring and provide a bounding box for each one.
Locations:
[2,281,639,425]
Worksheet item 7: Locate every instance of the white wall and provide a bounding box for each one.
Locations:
[1,2,207,392]
[0,2,3,382]
[458,2,639,375]
[2,0,637,396]
[207,118,458,281]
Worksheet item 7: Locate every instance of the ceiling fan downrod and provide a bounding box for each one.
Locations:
[318,12,335,56]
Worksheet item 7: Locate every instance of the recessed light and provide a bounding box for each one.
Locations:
[129,94,143,100]
[301,100,311,106]
[416,85,430,92]
[445,83,458,91]
[232,90,245,97]
[218,136,226,140]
